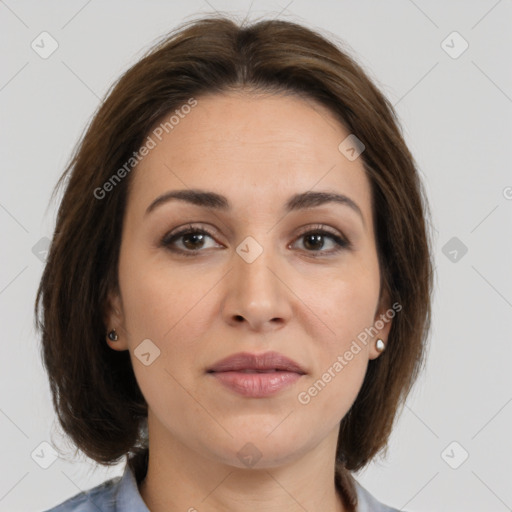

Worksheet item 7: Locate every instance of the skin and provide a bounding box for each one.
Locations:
[105,90,392,512]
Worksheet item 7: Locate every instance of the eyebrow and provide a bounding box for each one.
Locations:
[145,189,365,226]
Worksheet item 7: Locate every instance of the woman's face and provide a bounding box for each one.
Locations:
[106,91,392,468]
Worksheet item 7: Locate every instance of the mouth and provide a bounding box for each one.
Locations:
[223,369,290,373]
[206,351,306,375]
[206,351,306,398]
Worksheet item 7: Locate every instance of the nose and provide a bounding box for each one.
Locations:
[222,238,293,332]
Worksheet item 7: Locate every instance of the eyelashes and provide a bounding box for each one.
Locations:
[160,223,351,258]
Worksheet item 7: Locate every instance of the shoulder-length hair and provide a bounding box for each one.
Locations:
[35,13,434,508]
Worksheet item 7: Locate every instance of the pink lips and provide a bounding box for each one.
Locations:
[207,351,306,398]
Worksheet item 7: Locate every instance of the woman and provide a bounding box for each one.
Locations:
[37,14,434,512]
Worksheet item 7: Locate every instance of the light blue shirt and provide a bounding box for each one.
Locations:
[44,463,402,512]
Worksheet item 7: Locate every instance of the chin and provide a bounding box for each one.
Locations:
[201,431,313,470]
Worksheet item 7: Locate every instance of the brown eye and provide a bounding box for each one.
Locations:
[291,225,350,256]
[160,223,350,258]
[180,231,208,250]
[161,224,221,256]
[303,233,326,251]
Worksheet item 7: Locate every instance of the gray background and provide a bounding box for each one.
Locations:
[1,0,511,510]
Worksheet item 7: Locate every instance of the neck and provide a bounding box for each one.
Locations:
[137,414,349,512]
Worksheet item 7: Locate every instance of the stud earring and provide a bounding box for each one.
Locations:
[375,338,385,352]
[108,329,118,341]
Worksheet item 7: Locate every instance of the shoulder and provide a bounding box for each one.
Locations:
[354,479,403,512]
[43,462,149,512]
[42,475,122,512]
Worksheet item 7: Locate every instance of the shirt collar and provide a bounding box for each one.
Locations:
[114,461,150,511]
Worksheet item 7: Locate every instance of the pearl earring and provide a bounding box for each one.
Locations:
[108,329,118,341]
[375,338,385,352]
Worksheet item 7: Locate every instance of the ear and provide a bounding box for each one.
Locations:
[103,291,129,351]
[368,286,394,360]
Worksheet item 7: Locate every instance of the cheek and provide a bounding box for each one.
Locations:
[119,251,215,343]
[118,258,215,423]
[295,264,378,406]
[297,299,371,420]
[306,260,380,346]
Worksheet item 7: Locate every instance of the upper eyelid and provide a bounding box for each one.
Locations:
[164,222,345,240]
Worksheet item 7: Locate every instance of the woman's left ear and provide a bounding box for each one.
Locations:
[369,288,394,360]
[103,292,128,351]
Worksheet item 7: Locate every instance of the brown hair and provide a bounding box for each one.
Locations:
[35,13,434,509]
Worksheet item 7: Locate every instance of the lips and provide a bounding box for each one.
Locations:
[207,351,306,398]
[207,351,306,374]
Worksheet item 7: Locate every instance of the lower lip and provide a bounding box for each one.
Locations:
[209,371,303,398]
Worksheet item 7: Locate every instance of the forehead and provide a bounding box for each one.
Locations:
[128,91,372,222]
